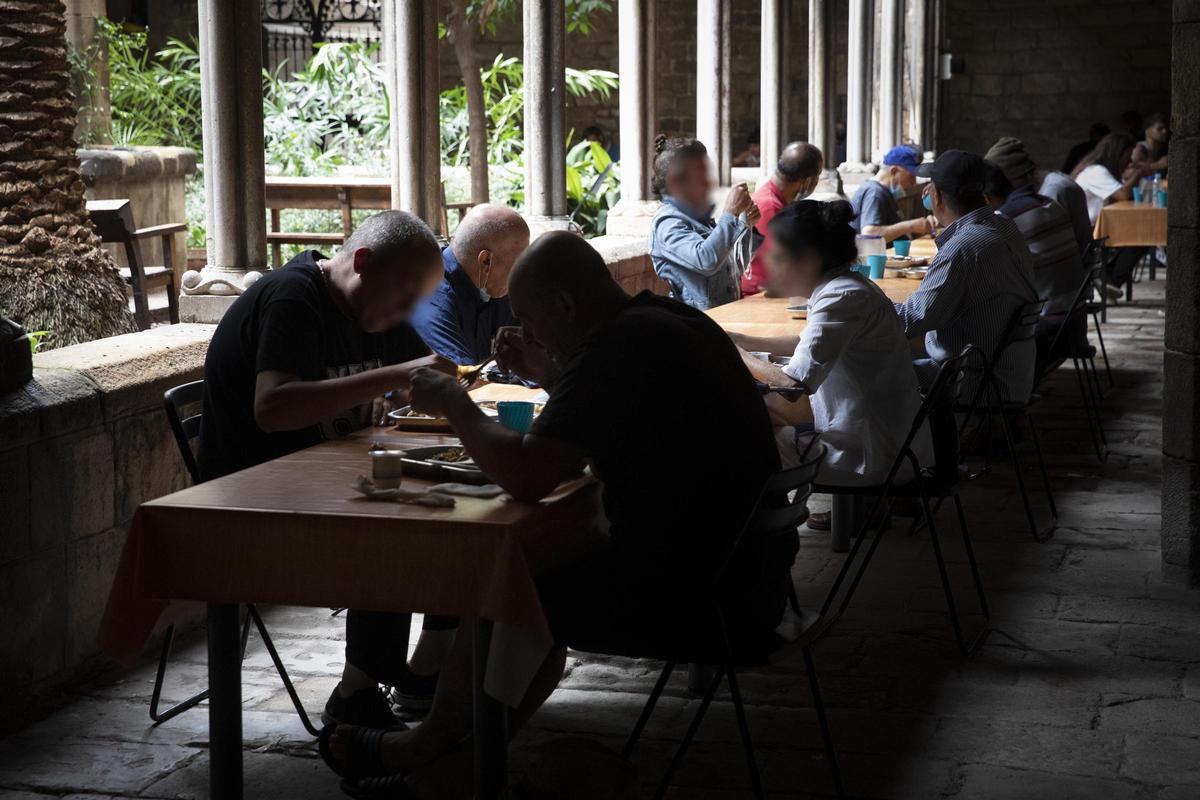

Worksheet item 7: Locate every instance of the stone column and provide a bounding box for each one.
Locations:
[180,0,266,321]
[759,0,790,175]
[696,0,732,186]
[877,0,903,150]
[64,0,110,144]
[807,0,836,163]
[1162,1,1200,585]
[842,0,874,171]
[382,0,441,228]
[905,0,929,148]
[607,0,660,237]
[524,0,569,226]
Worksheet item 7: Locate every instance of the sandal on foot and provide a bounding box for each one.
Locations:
[318,724,399,780]
[340,773,415,799]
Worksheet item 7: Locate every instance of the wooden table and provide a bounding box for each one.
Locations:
[1093,201,1167,248]
[98,422,600,800]
[706,278,920,337]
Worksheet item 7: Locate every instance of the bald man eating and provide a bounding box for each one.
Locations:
[321,232,787,797]
[412,204,531,365]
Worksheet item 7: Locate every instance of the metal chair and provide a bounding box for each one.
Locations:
[582,446,845,799]
[155,380,319,735]
[1081,237,1114,386]
[1038,267,1109,462]
[813,348,990,657]
[956,301,1058,542]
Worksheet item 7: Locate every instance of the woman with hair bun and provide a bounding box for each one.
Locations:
[731,199,932,522]
[648,134,761,310]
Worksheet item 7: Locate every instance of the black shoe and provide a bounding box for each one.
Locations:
[387,670,438,712]
[323,683,402,730]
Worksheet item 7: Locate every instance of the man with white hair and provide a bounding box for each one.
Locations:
[412,204,531,365]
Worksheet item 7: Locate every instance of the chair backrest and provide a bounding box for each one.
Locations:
[1046,264,1101,359]
[961,299,1046,411]
[714,444,827,591]
[86,198,147,285]
[163,380,205,484]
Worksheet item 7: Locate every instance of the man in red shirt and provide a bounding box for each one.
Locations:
[742,142,825,295]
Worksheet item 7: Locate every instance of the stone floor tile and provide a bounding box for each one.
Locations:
[1121,733,1200,785]
[949,764,1150,800]
[0,738,198,795]
[1098,697,1200,737]
[139,751,339,800]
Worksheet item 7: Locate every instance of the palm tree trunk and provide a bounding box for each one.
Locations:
[449,0,489,205]
[0,0,132,347]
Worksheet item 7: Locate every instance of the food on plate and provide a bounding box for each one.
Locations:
[431,447,472,464]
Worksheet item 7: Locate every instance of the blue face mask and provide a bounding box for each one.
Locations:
[922,193,934,211]
[891,185,907,200]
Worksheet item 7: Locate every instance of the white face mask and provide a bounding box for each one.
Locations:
[478,286,491,303]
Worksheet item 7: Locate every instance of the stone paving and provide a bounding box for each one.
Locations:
[2,277,1197,799]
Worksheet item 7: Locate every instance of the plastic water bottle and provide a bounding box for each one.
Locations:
[1138,176,1153,204]
[1151,173,1163,208]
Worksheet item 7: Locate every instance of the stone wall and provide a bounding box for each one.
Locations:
[0,324,212,713]
[937,0,1173,170]
[1161,0,1198,585]
[79,146,198,288]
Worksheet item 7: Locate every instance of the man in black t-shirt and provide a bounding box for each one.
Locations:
[198,210,458,728]
[321,232,787,792]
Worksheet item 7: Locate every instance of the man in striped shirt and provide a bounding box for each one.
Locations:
[983,162,1084,315]
[895,150,1039,404]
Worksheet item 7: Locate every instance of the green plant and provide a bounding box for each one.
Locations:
[103,19,203,150]
[27,331,50,353]
[565,138,620,237]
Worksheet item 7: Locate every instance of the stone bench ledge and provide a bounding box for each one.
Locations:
[77,146,199,183]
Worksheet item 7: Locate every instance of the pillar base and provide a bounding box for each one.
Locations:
[604,199,661,238]
[525,215,575,238]
[837,161,877,199]
[178,293,239,324]
[181,266,264,297]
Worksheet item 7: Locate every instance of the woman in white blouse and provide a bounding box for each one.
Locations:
[730,199,932,498]
[1071,132,1152,292]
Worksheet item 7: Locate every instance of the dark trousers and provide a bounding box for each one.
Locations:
[1107,247,1149,288]
[345,610,458,684]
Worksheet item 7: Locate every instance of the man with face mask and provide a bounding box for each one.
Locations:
[896,150,1039,404]
[411,204,531,366]
[742,142,825,295]
[849,145,936,243]
[320,232,788,795]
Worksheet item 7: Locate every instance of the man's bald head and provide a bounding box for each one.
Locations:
[776,142,825,198]
[450,204,530,298]
[508,231,628,364]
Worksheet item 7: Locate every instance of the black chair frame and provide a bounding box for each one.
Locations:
[813,348,990,657]
[1041,267,1109,462]
[1081,237,1115,387]
[955,301,1058,542]
[156,381,319,736]
[615,447,846,799]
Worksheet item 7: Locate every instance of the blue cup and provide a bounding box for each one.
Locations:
[1132,187,1143,204]
[867,254,887,280]
[893,239,912,257]
[497,401,535,433]
[1156,190,1168,208]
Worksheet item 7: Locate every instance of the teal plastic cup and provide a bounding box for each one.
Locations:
[497,401,535,433]
[1132,187,1143,204]
[1156,190,1168,208]
[893,239,912,257]
[867,254,887,279]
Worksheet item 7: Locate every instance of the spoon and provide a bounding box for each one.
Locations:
[457,352,497,386]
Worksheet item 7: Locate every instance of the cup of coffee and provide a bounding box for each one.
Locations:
[867,254,887,280]
[497,401,536,434]
[893,239,912,258]
[371,450,404,490]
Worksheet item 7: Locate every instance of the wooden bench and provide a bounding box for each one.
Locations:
[87,199,184,330]
[264,176,475,267]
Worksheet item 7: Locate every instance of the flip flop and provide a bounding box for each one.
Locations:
[318,724,400,780]
[340,773,416,799]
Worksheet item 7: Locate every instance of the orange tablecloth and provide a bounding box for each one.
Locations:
[706,278,919,338]
[1093,201,1167,247]
[97,428,602,662]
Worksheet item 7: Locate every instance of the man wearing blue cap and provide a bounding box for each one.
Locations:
[849,145,936,243]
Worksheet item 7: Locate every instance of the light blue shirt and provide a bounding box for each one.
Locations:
[649,196,751,311]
